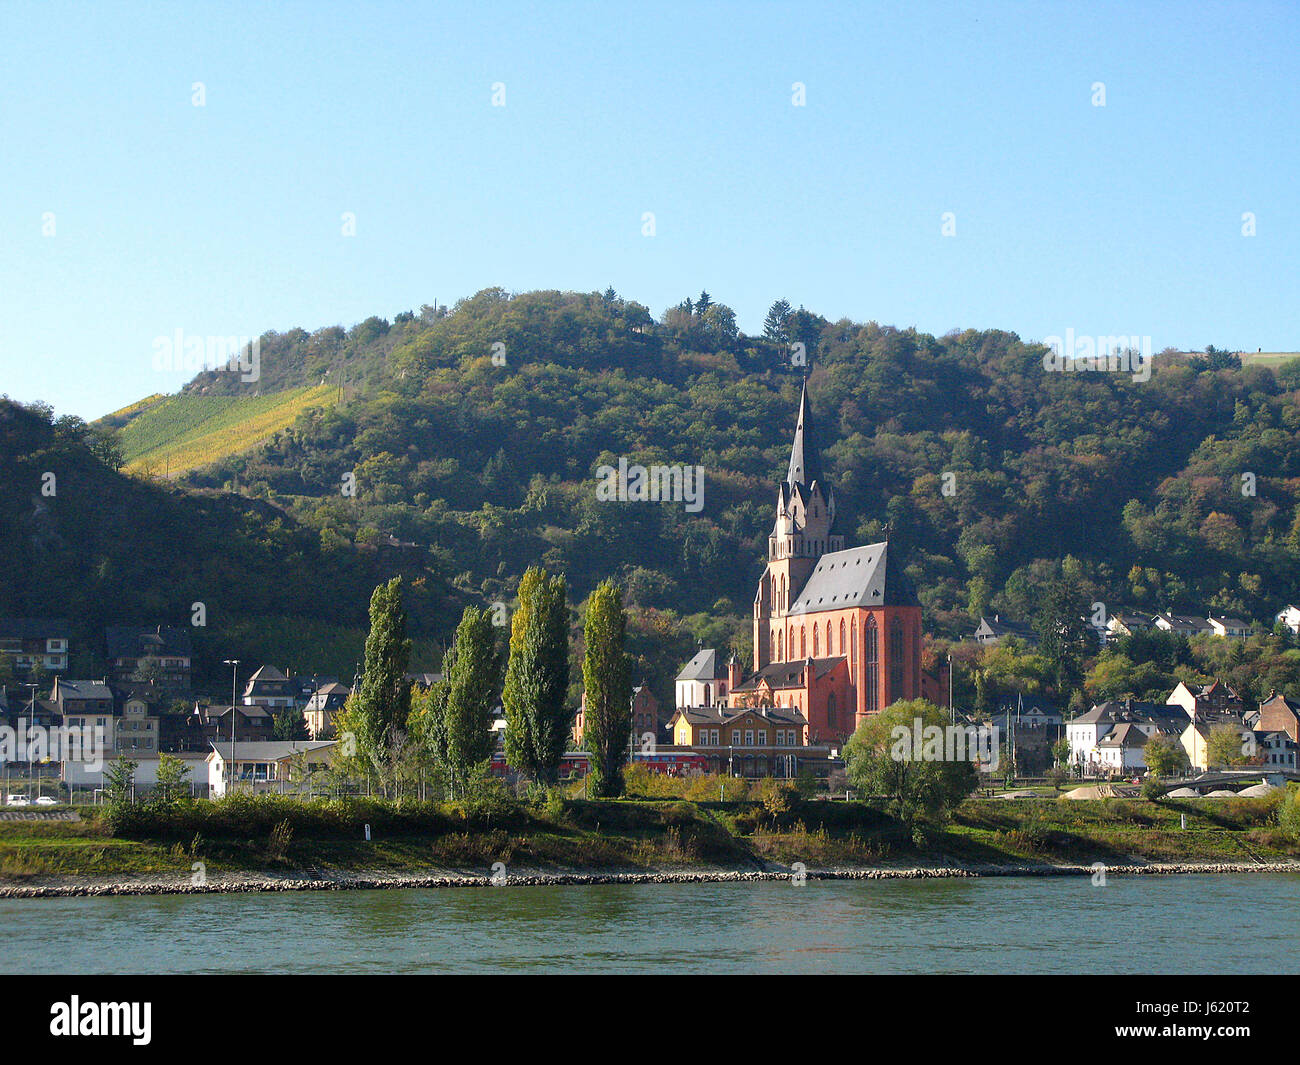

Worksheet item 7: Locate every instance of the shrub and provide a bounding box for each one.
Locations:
[1279,785,1300,841]
[267,819,294,860]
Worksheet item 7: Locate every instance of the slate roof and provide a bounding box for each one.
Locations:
[732,656,845,692]
[976,616,1038,639]
[787,542,917,614]
[105,625,193,659]
[207,703,272,720]
[1097,722,1155,748]
[676,649,720,682]
[671,705,808,728]
[785,380,823,488]
[51,678,113,702]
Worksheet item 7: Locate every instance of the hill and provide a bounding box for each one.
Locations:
[16,286,1300,710]
[172,290,1300,647]
[0,400,458,690]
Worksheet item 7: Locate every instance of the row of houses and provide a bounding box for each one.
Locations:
[1066,685,1300,776]
[0,620,196,691]
[973,610,1264,648]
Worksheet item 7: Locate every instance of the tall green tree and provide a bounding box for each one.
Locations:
[582,579,632,798]
[353,577,413,788]
[1033,572,1098,700]
[763,298,792,342]
[503,567,571,784]
[442,605,502,795]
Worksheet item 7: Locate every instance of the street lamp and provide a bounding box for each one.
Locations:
[23,682,38,799]
[223,660,239,796]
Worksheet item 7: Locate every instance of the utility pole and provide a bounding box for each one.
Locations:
[223,660,239,796]
[947,653,954,724]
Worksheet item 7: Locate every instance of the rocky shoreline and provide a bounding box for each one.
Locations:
[3,859,1298,899]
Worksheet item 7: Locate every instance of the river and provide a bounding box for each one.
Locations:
[5,873,1296,974]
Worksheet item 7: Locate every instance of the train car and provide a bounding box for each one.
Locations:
[632,749,708,776]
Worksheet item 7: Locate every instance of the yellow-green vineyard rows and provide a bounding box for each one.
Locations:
[112,385,337,477]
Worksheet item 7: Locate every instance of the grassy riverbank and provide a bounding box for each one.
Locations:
[2,792,1298,890]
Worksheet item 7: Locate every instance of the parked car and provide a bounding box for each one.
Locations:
[5,795,31,807]
[33,796,58,806]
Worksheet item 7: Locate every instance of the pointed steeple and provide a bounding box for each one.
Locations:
[785,379,822,487]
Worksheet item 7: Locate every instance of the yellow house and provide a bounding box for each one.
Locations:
[1180,719,1252,771]
[667,704,818,778]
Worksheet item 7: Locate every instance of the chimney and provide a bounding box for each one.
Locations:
[727,654,742,691]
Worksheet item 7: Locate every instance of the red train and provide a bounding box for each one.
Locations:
[489,749,708,778]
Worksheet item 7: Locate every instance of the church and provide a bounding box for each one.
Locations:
[671,381,929,752]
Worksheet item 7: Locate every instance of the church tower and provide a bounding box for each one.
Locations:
[753,381,844,671]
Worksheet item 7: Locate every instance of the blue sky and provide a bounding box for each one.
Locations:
[1,0,1297,420]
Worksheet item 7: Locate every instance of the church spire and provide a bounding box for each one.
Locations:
[785,379,822,487]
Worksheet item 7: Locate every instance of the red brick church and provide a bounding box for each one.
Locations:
[727,381,927,744]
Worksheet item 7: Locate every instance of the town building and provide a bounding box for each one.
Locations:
[0,619,69,677]
[207,740,336,797]
[1206,615,1252,639]
[573,682,662,749]
[1180,720,1251,771]
[204,703,276,744]
[973,616,1038,647]
[1066,700,1187,775]
[303,682,352,739]
[241,665,296,710]
[1256,691,1300,744]
[1106,612,1153,639]
[105,625,193,692]
[1166,680,1244,719]
[1152,613,1213,636]
[1275,605,1300,636]
[1255,730,1298,771]
[666,704,822,778]
[674,649,735,710]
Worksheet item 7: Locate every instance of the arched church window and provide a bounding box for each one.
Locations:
[839,619,846,657]
[827,692,836,727]
[889,618,905,703]
[800,627,806,658]
[865,616,879,714]
[812,626,819,656]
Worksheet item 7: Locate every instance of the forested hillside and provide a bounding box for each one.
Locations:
[183,287,1300,644]
[11,286,1300,709]
[0,400,458,690]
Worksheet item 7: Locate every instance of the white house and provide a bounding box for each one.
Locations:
[1067,701,1186,774]
[1206,615,1252,639]
[1276,605,1300,636]
[207,740,336,798]
[1095,723,1160,772]
[1152,613,1213,636]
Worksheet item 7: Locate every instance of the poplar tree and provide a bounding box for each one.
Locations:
[582,579,632,798]
[354,577,413,785]
[442,605,502,795]
[503,567,571,784]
